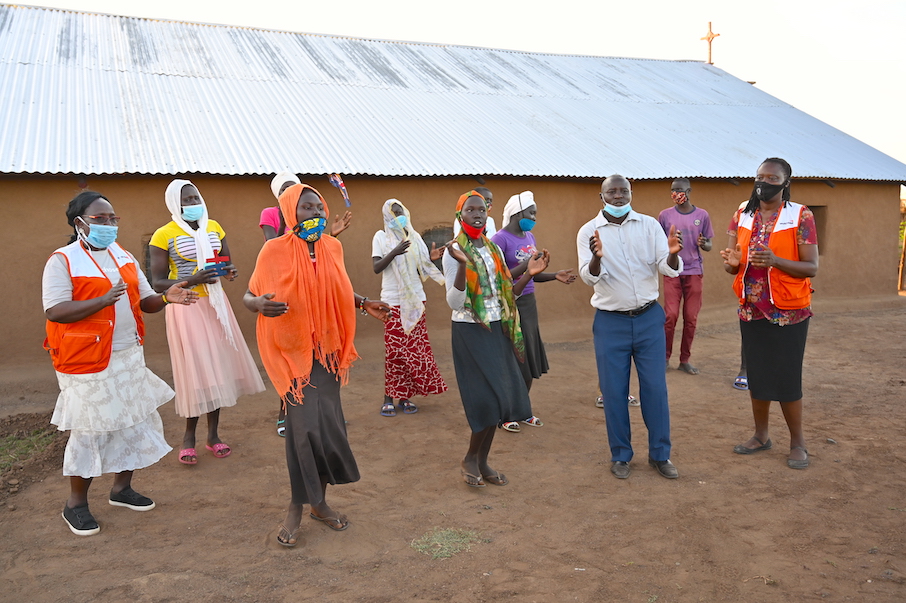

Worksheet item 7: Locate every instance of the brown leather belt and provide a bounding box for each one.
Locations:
[606,300,656,317]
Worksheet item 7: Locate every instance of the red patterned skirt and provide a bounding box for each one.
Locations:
[384,305,448,399]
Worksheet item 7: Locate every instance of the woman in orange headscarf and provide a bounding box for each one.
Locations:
[244,184,389,547]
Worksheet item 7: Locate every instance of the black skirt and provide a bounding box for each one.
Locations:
[283,361,360,505]
[516,293,549,382]
[451,320,533,432]
[740,317,809,403]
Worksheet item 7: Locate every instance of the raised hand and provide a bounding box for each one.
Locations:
[720,244,742,268]
[331,211,353,237]
[555,269,576,284]
[445,241,468,264]
[429,242,445,261]
[165,281,200,305]
[527,250,550,276]
[392,239,412,257]
[190,267,219,286]
[667,225,683,255]
[101,280,128,306]
[748,244,777,268]
[589,231,604,258]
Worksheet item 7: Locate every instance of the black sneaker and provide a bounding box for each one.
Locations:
[108,487,155,511]
[62,504,100,536]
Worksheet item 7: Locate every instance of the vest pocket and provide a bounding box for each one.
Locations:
[56,319,112,373]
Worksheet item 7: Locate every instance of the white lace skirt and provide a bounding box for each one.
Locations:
[51,344,173,478]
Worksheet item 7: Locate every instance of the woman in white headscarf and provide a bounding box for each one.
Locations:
[491,191,576,432]
[150,180,265,465]
[372,199,448,416]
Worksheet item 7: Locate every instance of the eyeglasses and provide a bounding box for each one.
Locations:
[82,215,121,226]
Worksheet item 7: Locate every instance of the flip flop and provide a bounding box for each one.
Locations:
[499,422,520,433]
[276,419,286,437]
[481,471,508,486]
[628,395,640,407]
[522,416,543,427]
[399,399,418,414]
[205,443,231,458]
[178,448,197,465]
[733,436,772,455]
[380,402,396,417]
[309,512,349,531]
[460,469,485,488]
[733,376,749,390]
[787,446,809,469]
[277,524,301,547]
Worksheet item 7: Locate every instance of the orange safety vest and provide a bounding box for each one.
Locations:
[732,202,812,310]
[44,241,145,374]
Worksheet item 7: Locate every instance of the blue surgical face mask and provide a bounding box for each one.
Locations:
[293,217,327,242]
[518,218,536,232]
[604,203,632,218]
[78,220,118,249]
[181,205,204,221]
[392,215,408,229]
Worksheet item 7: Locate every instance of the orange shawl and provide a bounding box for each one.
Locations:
[248,184,358,403]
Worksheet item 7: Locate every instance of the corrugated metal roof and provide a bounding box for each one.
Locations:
[1,4,904,181]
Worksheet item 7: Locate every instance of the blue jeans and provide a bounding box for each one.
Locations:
[593,303,672,462]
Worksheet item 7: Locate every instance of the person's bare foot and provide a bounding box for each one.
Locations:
[309,502,349,530]
[479,463,508,486]
[277,502,304,546]
[678,362,699,375]
[180,436,197,463]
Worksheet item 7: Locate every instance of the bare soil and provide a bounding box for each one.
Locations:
[1,297,905,602]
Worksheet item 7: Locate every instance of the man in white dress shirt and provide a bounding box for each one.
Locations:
[577,175,683,480]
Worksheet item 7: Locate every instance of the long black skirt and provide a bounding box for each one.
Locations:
[284,361,360,506]
[452,320,533,432]
[740,317,809,403]
[516,293,549,383]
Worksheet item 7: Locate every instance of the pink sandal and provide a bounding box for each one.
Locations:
[178,448,198,465]
[205,443,231,458]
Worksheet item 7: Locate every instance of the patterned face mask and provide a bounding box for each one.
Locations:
[293,217,327,242]
[671,191,688,205]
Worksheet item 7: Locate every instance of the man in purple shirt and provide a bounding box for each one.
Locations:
[657,179,713,375]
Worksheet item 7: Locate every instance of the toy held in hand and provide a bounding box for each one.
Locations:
[204,252,231,277]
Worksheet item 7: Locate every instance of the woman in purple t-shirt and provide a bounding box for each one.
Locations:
[491,192,576,433]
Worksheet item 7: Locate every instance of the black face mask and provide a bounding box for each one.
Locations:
[753,181,786,202]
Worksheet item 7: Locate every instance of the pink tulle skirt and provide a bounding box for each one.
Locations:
[166,296,265,418]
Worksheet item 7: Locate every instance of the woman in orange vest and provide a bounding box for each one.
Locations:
[720,158,819,469]
[43,191,198,536]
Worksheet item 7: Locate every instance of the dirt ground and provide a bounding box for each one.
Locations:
[1,295,905,603]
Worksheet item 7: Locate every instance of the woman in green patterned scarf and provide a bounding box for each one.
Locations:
[442,190,549,488]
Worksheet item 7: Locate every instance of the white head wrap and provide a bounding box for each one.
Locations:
[380,199,444,333]
[501,191,536,228]
[270,172,300,199]
[164,179,237,349]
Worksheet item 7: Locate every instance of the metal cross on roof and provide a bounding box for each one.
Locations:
[701,22,720,65]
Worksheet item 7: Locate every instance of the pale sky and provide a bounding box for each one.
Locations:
[30,0,906,168]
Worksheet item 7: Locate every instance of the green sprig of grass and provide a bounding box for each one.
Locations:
[410,527,484,559]
[0,428,56,474]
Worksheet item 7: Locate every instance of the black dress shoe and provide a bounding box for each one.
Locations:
[648,458,678,479]
[610,461,630,479]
